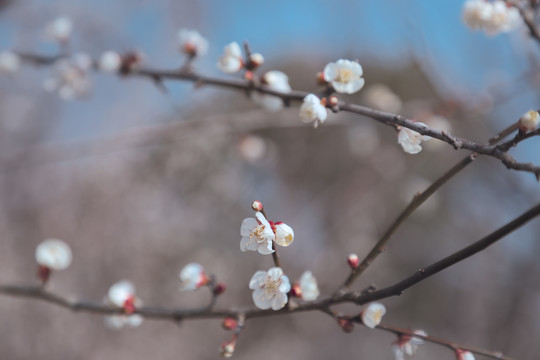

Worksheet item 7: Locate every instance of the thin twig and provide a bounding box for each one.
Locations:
[13,52,540,178]
[341,121,520,288]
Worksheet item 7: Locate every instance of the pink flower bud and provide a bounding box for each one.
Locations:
[36,265,51,284]
[222,317,238,331]
[347,253,359,269]
[290,283,302,298]
[337,318,354,333]
[214,282,226,296]
[251,200,264,212]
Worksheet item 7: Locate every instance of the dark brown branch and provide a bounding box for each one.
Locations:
[341,122,520,288]
[13,52,540,177]
[351,202,540,303]
[0,283,512,360]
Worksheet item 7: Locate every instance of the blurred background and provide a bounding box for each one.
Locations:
[1,0,540,359]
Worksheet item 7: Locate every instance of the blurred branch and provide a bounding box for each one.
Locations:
[15,52,540,178]
[352,202,540,304]
[0,284,512,360]
[1,202,538,360]
[340,121,520,289]
[508,0,540,45]
[376,324,511,360]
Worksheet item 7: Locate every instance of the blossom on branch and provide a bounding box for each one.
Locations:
[519,109,539,132]
[178,29,208,57]
[462,0,520,36]
[98,51,122,73]
[240,211,275,254]
[35,239,72,271]
[323,59,365,94]
[298,271,319,301]
[179,263,210,291]
[44,16,73,44]
[392,330,427,360]
[43,53,93,100]
[360,302,386,328]
[105,280,143,329]
[273,222,294,247]
[299,94,328,128]
[218,42,244,74]
[252,71,291,111]
[455,349,476,360]
[397,123,431,154]
[249,267,290,310]
[0,51,20,74]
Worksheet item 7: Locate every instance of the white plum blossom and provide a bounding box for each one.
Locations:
[392,330,427,360]
[43,53,93,100]
[249,267,290,310]
[107,280,138,308]
[274,222,294,247]
[299,94,328,128]
[105,280,143,329]
[484,1,520,35]
[463,0,493,30]
[179,263,209,291]
[361,302,386,328]
[240,211,275,254]
[98,51,122,73]
[35,239,72,270]
[252,71,291,111]
[178,29,208,57]
[323,59,365,94]
[397,123,431,154]
[0,51,20,74]
[44,16,73,43]
[463,0,521,35]
[299,271,319,301]
[217,42,243,74]
[519,109,539,132]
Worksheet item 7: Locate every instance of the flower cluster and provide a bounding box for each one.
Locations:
[240,211,294,254]
[43,53,93,100]
[462,0,521,35]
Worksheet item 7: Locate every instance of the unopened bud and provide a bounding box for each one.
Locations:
[214,282,227,296]
[222,317,238,330]
[519,109,540,132]
[123,296,137,314]
[337,318,354,333]
[244,70,254,81]
[316,71,326,85]
[119,51,143,75]
[251,200,264,212]
[290,283,302,298]
[328,96,339,107]
[36,265,51,285]
[347,253,359,269]
[248,53,264,68]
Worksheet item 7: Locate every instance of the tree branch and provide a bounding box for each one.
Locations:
[14,52,540,178]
